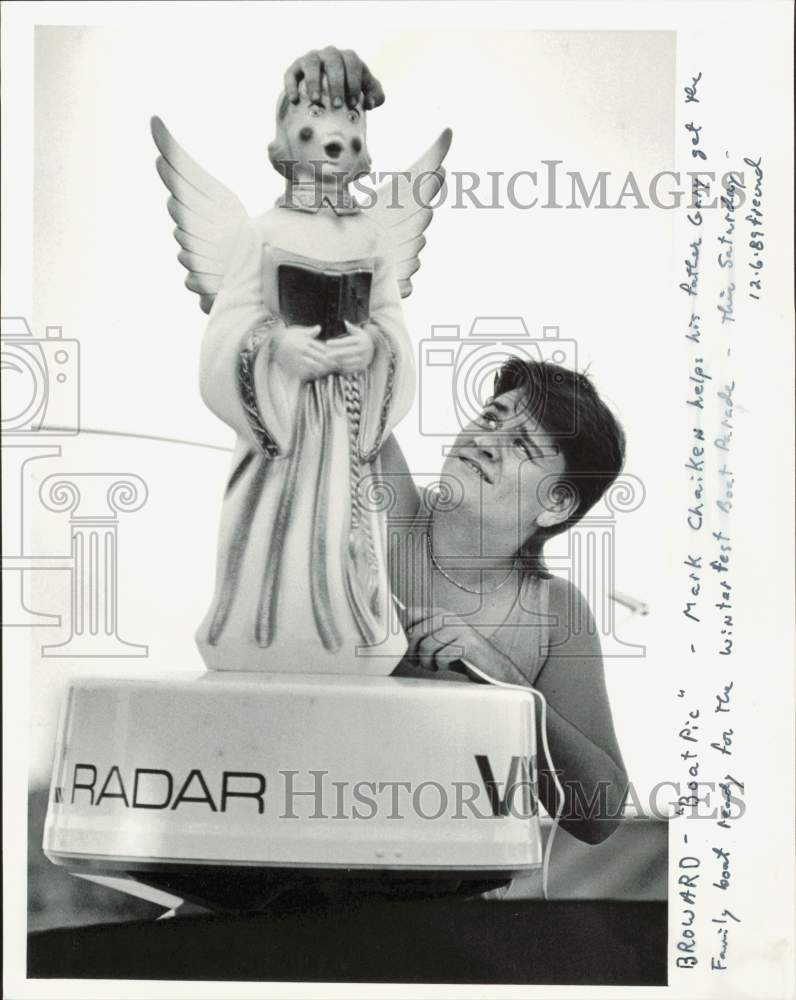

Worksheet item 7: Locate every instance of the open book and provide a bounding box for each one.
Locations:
[277,263,372,341]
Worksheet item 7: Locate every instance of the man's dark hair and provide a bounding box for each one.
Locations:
[493,357,626,577]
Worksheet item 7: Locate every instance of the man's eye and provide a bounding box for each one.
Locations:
[308,105,325,118]
[480,414,499,430]
[347,110,360,123]
[514,439,535,460]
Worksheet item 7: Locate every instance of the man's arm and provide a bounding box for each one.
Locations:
[398,579,629,845]
[533,577,629,844]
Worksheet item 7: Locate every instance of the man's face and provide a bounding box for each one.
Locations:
[442,388,569,550]
[282,81,367,184]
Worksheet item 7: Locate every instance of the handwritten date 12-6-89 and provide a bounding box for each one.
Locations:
[743,156,764,301]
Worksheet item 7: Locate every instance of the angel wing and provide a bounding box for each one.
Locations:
[366,128,452,299]
[151,116,249,314]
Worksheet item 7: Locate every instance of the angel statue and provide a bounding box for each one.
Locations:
[152,78,451,674]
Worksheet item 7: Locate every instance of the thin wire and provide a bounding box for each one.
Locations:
[611,588,649,616]
[455,657,562,901]
[393,595,561,900]
[39,425,233,453]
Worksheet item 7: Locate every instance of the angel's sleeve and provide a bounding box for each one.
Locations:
[358,248,416,461]
[199,221,298,456]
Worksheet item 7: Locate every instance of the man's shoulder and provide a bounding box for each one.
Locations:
[547,576,597,631]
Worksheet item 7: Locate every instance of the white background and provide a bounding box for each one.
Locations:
[3,2,794,998]
[27,22,674,788]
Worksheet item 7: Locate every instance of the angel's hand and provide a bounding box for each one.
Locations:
[271,324,332,381]
[326,320,377,374]
[284,47,386,110]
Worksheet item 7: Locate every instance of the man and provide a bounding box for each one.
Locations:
[281,49,628,898]
[382,357,629,855]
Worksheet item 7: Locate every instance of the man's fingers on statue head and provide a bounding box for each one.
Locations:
[299,50,323,103]
[339,49,363,108]
[361,65,385,109]
[284,59,303,103]
[285,47,384,109]
[320,47,346,108]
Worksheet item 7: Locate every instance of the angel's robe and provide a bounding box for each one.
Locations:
[196,199,414,673]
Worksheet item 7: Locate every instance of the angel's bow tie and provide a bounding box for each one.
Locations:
[277,184,360,216]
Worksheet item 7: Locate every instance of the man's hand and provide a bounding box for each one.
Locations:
[401,606,491,673]
[271,324,332,381]
[326,320,376,374]
[284,46,386,110]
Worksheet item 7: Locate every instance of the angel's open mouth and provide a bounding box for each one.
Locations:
[324,142,343,160]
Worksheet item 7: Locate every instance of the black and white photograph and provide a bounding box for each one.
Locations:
[2,1,794,996]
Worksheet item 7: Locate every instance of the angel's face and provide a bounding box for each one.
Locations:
[281,84,369,185]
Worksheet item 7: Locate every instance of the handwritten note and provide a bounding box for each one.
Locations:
[674,68,751,978]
